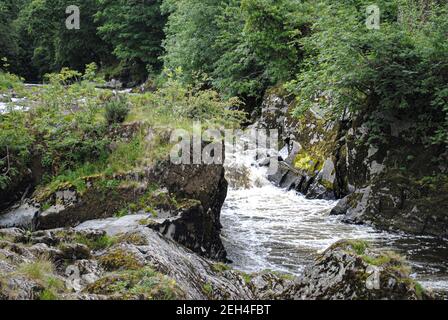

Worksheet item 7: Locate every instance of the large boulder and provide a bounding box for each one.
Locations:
[0,141,229,260]
[291,240,430,300]
[0,225,430,300]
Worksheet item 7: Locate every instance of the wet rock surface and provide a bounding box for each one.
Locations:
[257,90,448,238]
[0,224,429,300]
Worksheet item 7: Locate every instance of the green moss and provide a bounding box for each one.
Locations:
[361,251,406,268]
[293,151,324,174]
[74,234,116,251]
[138,218,159,227]
[211,263,231,273]
[86,267,185,300]
[98,248,143,271]
[116,232,149,246]
[202,283,214,298]
[320,179,334,191]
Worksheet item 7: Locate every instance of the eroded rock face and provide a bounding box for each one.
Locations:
[0,143,229,260]
[331,110,448,238]
[0,226,251,300]
[148,158,228,260]
[258,89,448,238]
[0,226,429,300]
[258,91,345,200]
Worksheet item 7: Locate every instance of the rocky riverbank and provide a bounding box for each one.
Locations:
[0,225,429,300]
[0,85,441,299]
[257,88,448,239]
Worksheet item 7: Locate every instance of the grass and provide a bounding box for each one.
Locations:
[74,234,116,251]
[414,282,424,299]
[87,267,185,300]
[16,257,65,300]
[98,248,143,271]
[211,263,231,273]
[343,239,369,255]
[18,259,54,280]
[107,134,147,172]
[239,272,254,285]
[202,282,214,297]
[361,250,406,268]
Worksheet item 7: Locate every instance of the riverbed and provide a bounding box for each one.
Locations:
[221,146,448,292]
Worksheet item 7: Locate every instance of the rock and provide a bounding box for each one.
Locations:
[34,179,149,230]
[330,196,350,216]
[59,243,91,261]
[258,91,341,200]
[249,272,296,300]
[0,225,432,300]
[257,87,448,238]
[0,202,39,229]
[292,240,431,300]
[148,157,228,260]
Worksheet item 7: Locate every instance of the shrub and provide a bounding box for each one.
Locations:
[105,96,130,125]
[74,233,116,251]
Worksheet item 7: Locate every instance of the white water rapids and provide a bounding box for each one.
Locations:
[221,144,448,293]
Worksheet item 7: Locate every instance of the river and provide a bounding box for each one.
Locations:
[221,145,448,293]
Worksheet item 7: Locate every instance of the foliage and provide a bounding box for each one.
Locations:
[105,96,130,125]
[74,233,116,251]
[95,0,166,74]
[16,0,111,79]
[0,108,33,190]
[87,267,185,300]
[163,0,307,98]
[288,0,448,147]
[129,69,246,129]
[0,71,24,92]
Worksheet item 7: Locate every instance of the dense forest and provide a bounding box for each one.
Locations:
[1,0,447,137]
[0,0,448,301]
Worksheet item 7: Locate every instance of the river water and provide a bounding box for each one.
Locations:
[221,146,448,293]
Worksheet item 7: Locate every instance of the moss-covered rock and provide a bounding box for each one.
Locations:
[292,240,432,300]
[98,247,144,272]
[85,267,186,300]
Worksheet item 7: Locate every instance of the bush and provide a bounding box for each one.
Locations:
[105,96,130,125]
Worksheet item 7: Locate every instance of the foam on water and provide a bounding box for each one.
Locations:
[221,145,448,292]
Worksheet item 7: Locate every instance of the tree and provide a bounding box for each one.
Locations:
[16,0,111,79]
[162,0,223,83]
[0,0,29,73]
[95,0,167,76]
